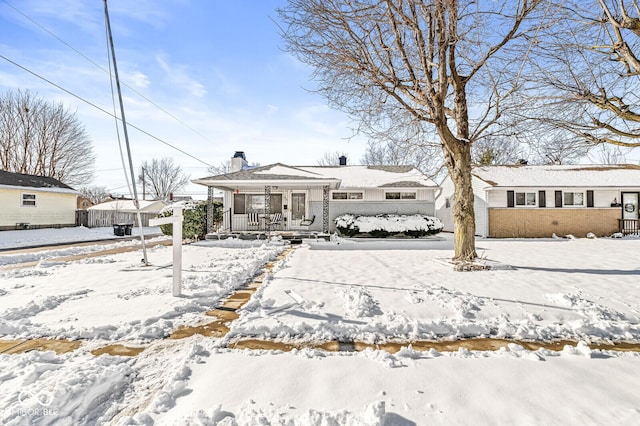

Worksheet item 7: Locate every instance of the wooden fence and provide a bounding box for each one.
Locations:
[76,210,159,228]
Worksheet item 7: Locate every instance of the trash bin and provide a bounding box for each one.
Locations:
[124,224,133,236]
[113,224,125,236]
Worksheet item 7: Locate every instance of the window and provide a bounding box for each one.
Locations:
[564,192,584,206]
[515,192,536,206]
[234,193,282,214]
[21,193,36,207]
[385,191,417,200]
[445,197,451,208]
[332,191,363,200]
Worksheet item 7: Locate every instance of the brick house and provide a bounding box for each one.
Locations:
[435,164,640,238]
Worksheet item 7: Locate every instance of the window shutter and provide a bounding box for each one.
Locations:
[586,190,594,207]
[507,191,514,208]
[538,191,546,208]
[555,191,562,208]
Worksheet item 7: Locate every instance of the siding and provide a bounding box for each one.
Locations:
[223,186,436,232]
[434,176,455,233]
[490,189,623,208]
[0,188,76,229]
[471,177,489,237]
[328,201,435,232]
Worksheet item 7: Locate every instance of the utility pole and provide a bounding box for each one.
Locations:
[141,166,146,201]
[103,0,148,265]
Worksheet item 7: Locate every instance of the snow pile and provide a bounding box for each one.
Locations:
[335,214,443,237]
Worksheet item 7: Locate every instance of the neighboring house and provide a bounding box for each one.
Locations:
[85,199,168,228]
[192,152,439,233]
[77,196,94,210]
[0,170,78,231]
[88,199,168,214]
[436,164,640,238]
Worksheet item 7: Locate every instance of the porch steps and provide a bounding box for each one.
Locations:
[205,232,330,242]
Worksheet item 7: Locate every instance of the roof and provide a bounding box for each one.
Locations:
[192,163,438,189]
[88,199,168,213]
[0,169,76,193]
[472,164,640,188]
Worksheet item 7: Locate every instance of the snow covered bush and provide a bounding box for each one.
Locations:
[335,214,443,238]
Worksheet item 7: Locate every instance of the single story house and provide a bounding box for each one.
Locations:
[88,199,168,214]
[85,199,168,228]
[193,152,439,234]
[436,164,640,238]
[0,170,78,231]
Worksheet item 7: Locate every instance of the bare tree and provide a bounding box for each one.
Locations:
[139,158,190,200]
[472,137,526,166]
[587,144,630,164]
[317,151,350,166]
[0,89,94,185]
[207,159,260,175]
[279,0,546,261]
[78,185,110,204]
[524,1,640,152]
[207,160,232,175]
[362,138,446,180]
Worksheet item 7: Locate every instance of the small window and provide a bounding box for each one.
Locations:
[564,192,584,206]
[21,193,36,207]
[385,191,416,200]
[332,192,363,200]
[515,192,536,206]
[445,197,451,208]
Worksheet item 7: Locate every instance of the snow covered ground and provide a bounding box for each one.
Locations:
[0,229,639,425]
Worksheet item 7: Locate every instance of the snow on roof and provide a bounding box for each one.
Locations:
[294,165,438,188]
[252,164,330,179]
[195,163,437,189]
[88,199,167,213]
[473,164,640,188]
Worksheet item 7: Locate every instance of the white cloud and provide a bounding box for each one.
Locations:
[127,71,150,89]
[155,53,206,98]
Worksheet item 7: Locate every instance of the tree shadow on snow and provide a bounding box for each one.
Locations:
[511,265,640,276]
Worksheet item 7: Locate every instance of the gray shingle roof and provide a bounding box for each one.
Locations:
[0,170,75,190]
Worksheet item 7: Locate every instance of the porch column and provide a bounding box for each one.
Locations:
[323,184,330,233]
[264,185,272,232]
[206,186,215,234]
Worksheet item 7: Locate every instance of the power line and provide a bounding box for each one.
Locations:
[0,0,213,144]
[0,53,213,168]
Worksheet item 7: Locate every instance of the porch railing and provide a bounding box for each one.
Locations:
[221,208,232,232]
[618,219,640,236]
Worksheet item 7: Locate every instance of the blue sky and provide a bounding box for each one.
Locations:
[0,0,367,198]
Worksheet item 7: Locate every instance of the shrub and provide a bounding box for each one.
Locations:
[335,213,443,238]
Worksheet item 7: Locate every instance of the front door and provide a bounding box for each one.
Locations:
[290,193,306,228]
[622,192,639,220]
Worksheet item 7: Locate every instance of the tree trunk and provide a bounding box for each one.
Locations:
[443,140,477,262]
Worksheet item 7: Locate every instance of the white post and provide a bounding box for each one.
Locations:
[172,207,182,296]
[149,206,184,297]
